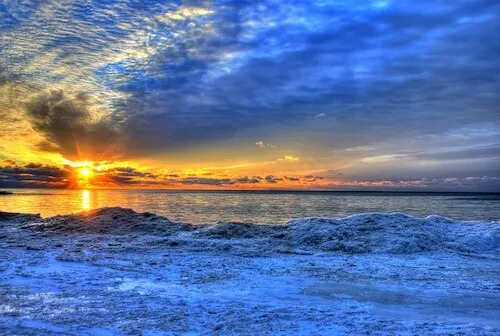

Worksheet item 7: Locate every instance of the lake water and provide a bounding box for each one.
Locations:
[0,189,499,223]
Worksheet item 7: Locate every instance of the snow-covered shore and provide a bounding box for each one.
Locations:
[0,207,499,335]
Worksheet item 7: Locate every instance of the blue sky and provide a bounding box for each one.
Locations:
[0,0,499,190]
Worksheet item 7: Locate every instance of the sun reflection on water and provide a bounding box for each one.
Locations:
[82,189,90,210]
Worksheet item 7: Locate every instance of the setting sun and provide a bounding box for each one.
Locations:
[78,167,93,179]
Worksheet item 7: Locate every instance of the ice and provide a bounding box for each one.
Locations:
[15,207,499,255]
[285,213,499,254]
[0,207,499,335]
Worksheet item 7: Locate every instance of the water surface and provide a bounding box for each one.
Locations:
[0,189,498,223]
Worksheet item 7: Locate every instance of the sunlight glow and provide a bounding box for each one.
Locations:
[62,158,90,168]
[82,189,90,210]
[79,167,93,179]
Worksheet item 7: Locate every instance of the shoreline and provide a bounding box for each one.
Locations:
[1,205,499,222]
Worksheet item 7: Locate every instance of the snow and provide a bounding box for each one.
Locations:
[285,213,500,254]
[0,207,499,335]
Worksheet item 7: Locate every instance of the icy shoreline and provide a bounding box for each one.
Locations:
[9,207,500,255]
[1,207,499,335]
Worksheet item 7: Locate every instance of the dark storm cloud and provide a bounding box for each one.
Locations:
[0,163,71,188]
[26,90,122,160]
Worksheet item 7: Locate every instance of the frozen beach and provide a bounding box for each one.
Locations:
[0,207,499,335]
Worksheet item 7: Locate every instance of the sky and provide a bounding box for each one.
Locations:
[0,0,499,191]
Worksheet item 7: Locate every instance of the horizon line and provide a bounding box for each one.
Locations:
[1,187,499,194]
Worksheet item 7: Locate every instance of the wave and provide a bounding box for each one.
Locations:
[3,207,499,255]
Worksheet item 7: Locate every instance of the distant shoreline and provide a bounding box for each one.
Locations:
[0,188,498,195]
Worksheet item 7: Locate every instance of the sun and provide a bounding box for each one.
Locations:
[78,167,93,179]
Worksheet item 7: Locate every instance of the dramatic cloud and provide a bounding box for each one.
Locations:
[26,90,123,160]
[116,0,499,155]
[0,163,71,188]
[0,0,499,190]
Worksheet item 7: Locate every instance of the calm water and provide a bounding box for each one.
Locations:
[0,189,499,223]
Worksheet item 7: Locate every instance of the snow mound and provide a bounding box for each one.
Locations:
[185,213,498,254]
[285,213,500,254]
[34,207,191,235]
[1,208,498,255]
